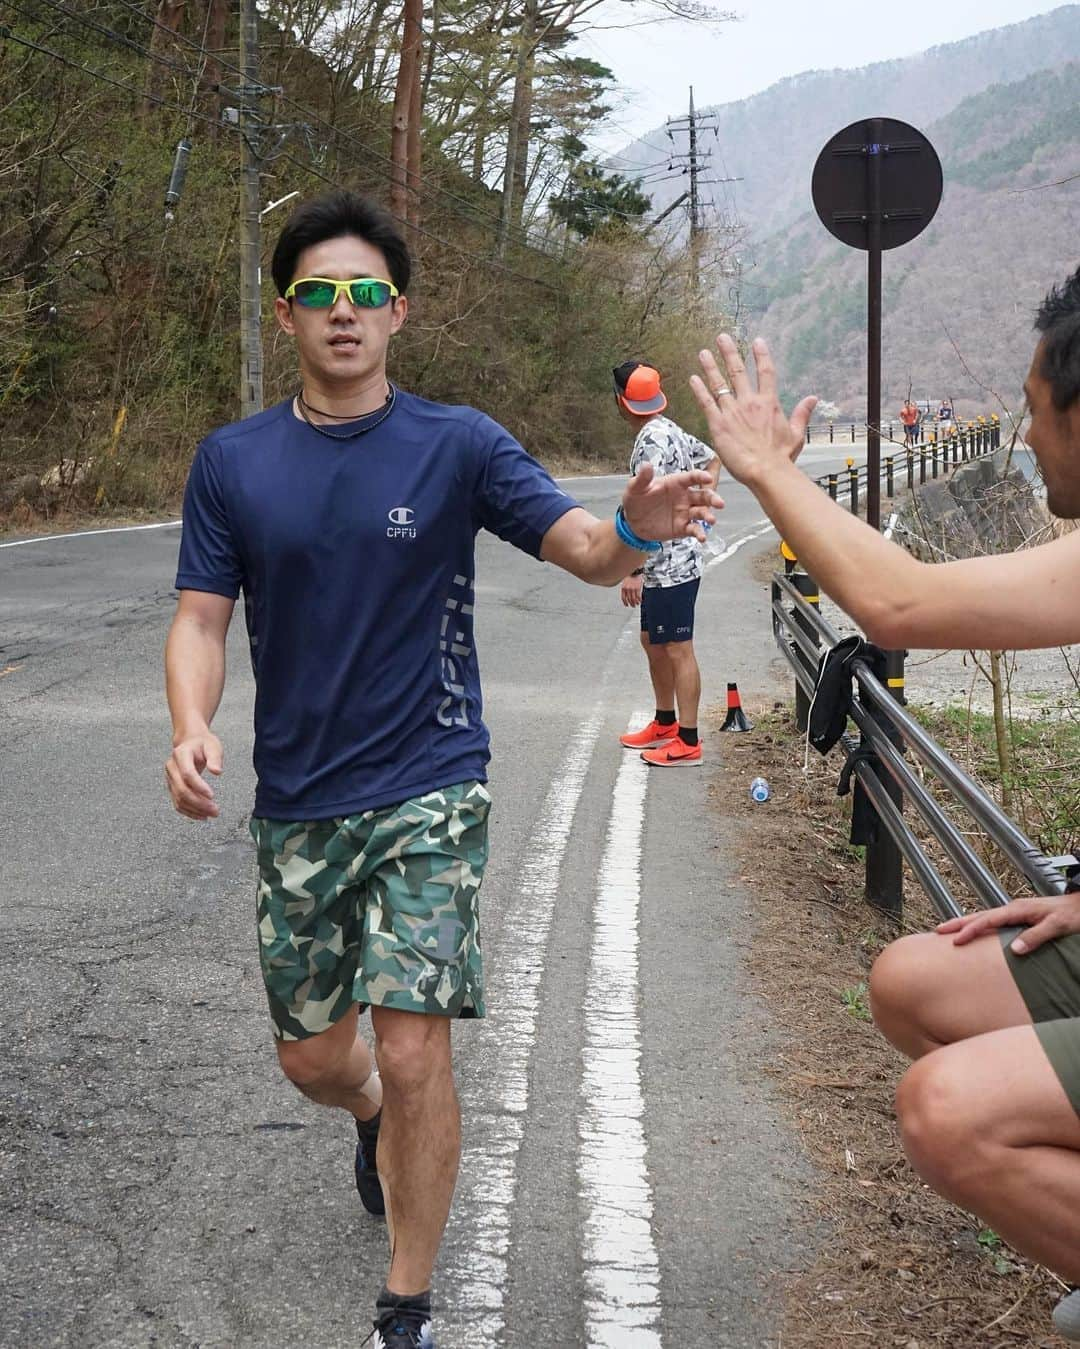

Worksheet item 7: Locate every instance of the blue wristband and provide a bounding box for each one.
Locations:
[615,505,661,553]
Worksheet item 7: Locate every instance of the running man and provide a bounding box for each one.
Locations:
[163,191,721,1349]
[900,397,920,446]
[688,266,1080,1341]
[613,361,720,767]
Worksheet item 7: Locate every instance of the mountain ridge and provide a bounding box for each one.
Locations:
[614,5,1080,239]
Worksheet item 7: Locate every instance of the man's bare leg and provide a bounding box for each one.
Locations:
[640,630,675,715]
[371,1006,458,1294]
[898,1025,1080,1281]
[869,931,1031,1059]
[275,1004,382,1120]
[666,638,701,730]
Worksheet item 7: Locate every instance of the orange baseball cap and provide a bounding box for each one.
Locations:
[613,360,668,415]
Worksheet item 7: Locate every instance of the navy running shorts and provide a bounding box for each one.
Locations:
[640,578,699,645]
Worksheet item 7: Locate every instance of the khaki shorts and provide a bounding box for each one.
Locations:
[1001,926,1080,1115]
[251,781,491,1040]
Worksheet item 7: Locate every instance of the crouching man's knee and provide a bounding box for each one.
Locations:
[895,1055,988,1204]
[869,934,939,1057]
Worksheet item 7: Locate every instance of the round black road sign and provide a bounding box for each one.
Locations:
[812,117,942,251]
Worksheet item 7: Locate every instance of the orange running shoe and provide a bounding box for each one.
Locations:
[620,719,680,750]
[641,736,702,767]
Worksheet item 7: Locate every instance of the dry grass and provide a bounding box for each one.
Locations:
[707,701,1070,1348]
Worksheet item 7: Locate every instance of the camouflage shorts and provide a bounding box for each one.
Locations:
[250,781,491,1040]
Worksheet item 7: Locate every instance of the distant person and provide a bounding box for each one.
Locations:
[613,361,720,766]
[900,397,919,446]
[163,191,721,1349]
[688,264,1080,1342]
[938,400,955,435]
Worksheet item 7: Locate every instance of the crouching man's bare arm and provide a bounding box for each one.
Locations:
[165,589,235,820]
[691,334,1080,651]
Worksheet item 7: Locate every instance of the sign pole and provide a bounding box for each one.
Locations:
[866,117,883,532]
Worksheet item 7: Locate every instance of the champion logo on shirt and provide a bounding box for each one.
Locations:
[387,506,417,539]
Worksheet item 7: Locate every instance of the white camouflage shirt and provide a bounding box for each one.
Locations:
[629,414,716,587]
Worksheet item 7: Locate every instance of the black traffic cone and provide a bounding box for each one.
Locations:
[720,682,753,732]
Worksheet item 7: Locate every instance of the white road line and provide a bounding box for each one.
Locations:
[442,632,640,1340]
[0,520,182,550]
[579,713,663,1349]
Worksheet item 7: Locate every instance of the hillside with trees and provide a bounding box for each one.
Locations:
[0,0,733,522]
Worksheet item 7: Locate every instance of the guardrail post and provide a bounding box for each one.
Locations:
[827,473,837,500]
[886,455,894,496]
[850,422,856,443]
[806,423,812,445]
[906,448,914,490]
[863,648,906,919]
[829,420,834,444]
[919,446,926,485]
[790,571,820,733]
[848,465,859,515]
[931,438,939,479]
[992,416,1000,449]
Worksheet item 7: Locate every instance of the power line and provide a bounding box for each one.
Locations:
[47,0,626,257]
[4,4,572,287]
[109,0,545,251]
[0,19,235,130]
[277,150,558,292]
[29,0,199,77]
[109,0,249,83]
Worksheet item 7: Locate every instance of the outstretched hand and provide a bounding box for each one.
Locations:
[689,335,818,488]
[620,460,724,545]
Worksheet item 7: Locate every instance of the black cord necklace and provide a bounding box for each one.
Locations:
[296,384,397,440]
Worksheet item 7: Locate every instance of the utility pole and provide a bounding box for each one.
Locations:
[665,88,725,305]
[688,85,700,295]
[238,0,263,419]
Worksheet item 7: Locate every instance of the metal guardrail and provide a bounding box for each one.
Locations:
[810,417,1002,516]
[770,568,1070,919]
[805,414,998,447]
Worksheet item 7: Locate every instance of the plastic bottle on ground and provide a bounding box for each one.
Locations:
[749,777,770,802]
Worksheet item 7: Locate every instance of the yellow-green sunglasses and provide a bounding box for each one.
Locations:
[284,276,400,309]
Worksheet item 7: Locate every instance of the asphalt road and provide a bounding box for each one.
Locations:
[0,467,842,1349]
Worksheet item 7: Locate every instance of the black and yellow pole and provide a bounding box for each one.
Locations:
[782,541,821,733]
[864,644,907,919]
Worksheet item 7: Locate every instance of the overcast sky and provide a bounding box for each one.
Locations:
[580,0,1070,154]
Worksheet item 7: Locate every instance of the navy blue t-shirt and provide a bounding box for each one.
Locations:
[175,390,578,819]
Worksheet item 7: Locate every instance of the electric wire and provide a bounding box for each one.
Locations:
[277,149,559,291]
[107,0,547,251]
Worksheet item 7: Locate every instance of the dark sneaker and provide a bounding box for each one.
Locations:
[372,1306,436,1348]
[354,1115,385,1216]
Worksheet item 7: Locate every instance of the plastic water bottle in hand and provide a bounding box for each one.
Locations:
[749,777,771,803]
[700,521,727,557]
